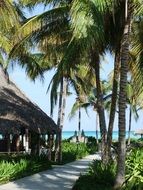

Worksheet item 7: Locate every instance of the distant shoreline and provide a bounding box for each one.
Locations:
[62,131,140,140]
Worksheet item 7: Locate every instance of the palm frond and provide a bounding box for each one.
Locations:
[129,19,143,96]
[0,0,20,33]
[0,32,12,54]
[20,0,69,8]
[70,0,113,50]
[48,71,62,116]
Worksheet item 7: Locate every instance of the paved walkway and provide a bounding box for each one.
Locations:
[0,154,97,190]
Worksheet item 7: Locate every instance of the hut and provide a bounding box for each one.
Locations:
[0,66,58,158]
[69,130,88,143]
[134,129,143,138]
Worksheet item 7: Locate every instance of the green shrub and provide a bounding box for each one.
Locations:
[86,137,98,154]
[73,160,116,190]
[62,141,88,163]
[0,154,52,184]
[123,149,143,190]
[88,160,116,186]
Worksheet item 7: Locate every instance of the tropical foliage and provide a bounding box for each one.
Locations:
[62,140,88,163]
[73,147,143,190]
[72,160,116,190]
[124,149,143,190]
[0,154,52,184]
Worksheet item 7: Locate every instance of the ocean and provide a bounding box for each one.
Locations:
[62,131,140,140]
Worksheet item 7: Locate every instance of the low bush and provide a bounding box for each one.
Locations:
[0,154,52,184]
[62,141,88,164]
[72,147,143,190]
[86,137,98,154]
[72,160,116,190]
[123,149,143,190]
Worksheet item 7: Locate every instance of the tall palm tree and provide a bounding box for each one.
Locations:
[70,0,114,162]
[11,0,110,163]
[11,0,73,163]
[103,0,127,161]
[54,77,67,162]
[114,1,143,188]
[114,2,131,188]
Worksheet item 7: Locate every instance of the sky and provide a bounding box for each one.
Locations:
[7,3,143,132]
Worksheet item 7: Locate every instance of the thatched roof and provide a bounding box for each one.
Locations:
[0,67,58,134]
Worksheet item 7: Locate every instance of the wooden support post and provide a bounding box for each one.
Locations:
[58,129,62,163]
[54,133,59,162]
[38,134,40,156]
[21,134,24,151]
[25,129,29,153]
[47,134,52,161]
[7,134,11,153]
[16,135,20,152]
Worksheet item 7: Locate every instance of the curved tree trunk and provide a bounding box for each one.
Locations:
[55,77,67,163]
[91,51,107,162]
[114,1,131,187]
[107,48,121,160]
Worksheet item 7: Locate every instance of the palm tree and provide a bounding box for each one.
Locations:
[11,0,111,164]
[10,0,73,163]
[70,80,111,145]
[69,97,84,141]
[54,77,67,162]
[70,0,114,162]
[68,64,95,139]
[114,1,143,188]
[103,0,128,161]
[114,2,131,188]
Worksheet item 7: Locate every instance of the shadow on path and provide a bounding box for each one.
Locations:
[0,155,96,190]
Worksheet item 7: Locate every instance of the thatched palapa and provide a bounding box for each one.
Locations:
[134,129,143,138]
[0,67,58,135]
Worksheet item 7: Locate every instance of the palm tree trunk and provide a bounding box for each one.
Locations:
[91,51,107,162]
[127,106,132,146]
[107,48,120,160]
[55,77,67,163]
[0,65,9,83]
[96,112,99,145]
[114,1,131,187]
[78,107,81,141]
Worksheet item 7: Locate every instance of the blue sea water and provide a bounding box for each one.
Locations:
[62,131,140,140]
